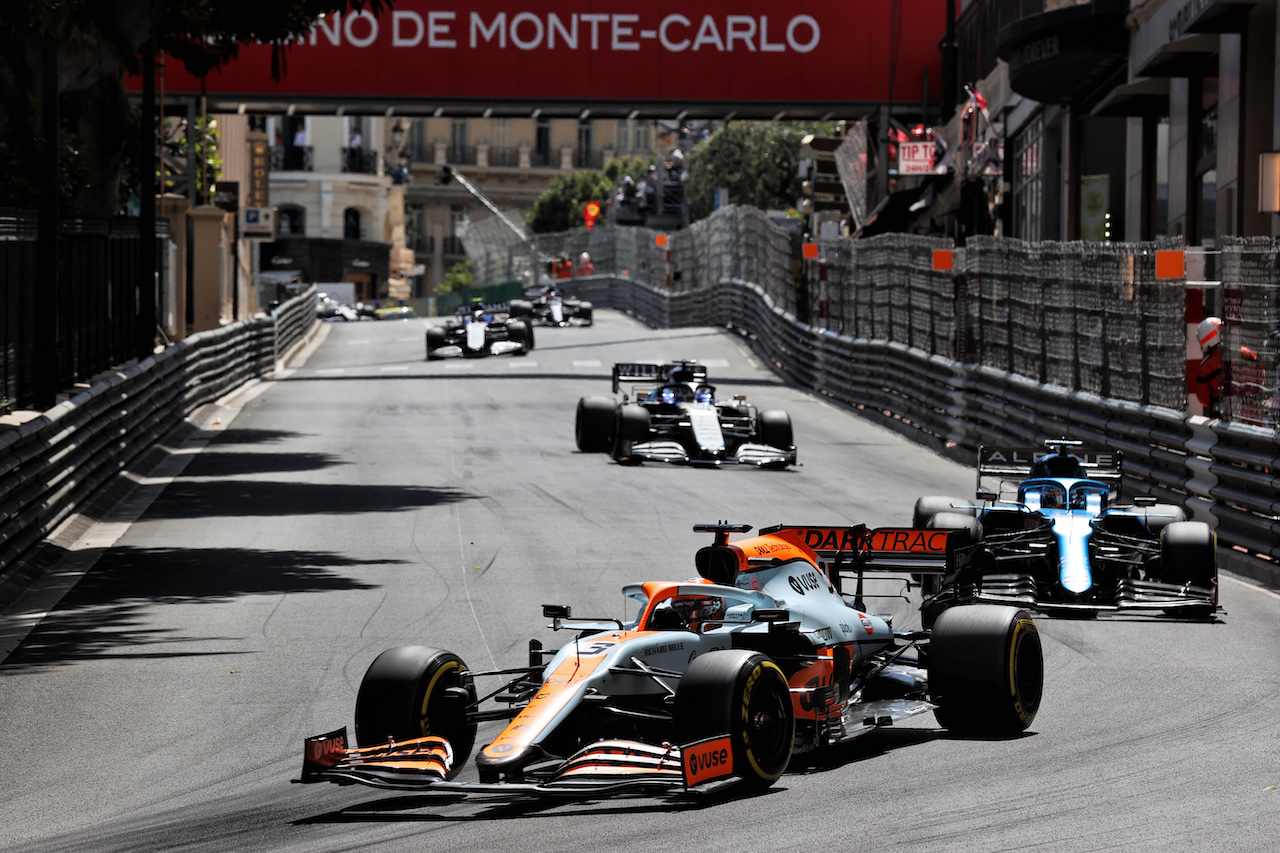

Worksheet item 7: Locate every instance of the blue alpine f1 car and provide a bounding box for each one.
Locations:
[912,440,1219,622]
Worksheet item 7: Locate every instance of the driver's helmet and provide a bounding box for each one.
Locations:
[670,366,696,384]
[695,389,713,403]
[1198,316,1222,352]
[669,596,723,629]
[660,388,677,404]
[1040,489,1065,509]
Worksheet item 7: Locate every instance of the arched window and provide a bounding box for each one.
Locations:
[343,208,361,240]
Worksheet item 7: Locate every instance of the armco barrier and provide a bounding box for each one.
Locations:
[0,288,317,606]
[567,276,1280,583]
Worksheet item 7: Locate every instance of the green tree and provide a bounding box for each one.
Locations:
[0,1,389,215]
[685,121,833,221]
[437,260,473,296]
[527,169,615,234]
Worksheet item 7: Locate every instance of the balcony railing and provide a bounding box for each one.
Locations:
[442,235,466,256]
[341,148,379,174]
[270,145,314,172]
[487,146,519,167]
[446,145,476,166]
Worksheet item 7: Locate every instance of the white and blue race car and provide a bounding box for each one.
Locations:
[913,440,1219,622]
[575,360,797,467]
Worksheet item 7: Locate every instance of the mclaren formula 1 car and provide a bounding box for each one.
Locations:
[510,286,593,327]
[426,301,534,360]
[912,440,1219,622]
[299,522,1043,799]
[575,360,797,467]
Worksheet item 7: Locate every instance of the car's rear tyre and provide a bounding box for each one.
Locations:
[1140,503,1187,536]
[927,511,981,544]
[611,405,650,465]
[928,605,1042,736]
[1160,521,1217,616]
[508,299,533,318]
[426,327,446,360]
[355,646,477,778]
[673,650,794,790]
[578,301,594,325]
[575,396,616,452]
[913,496,970,529]
[756,409,793,449]
[506,319,534,353]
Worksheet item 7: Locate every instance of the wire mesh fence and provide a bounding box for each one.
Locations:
[458,204,1280,420]
[1219,237,1280,428]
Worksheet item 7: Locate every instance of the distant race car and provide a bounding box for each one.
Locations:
[510,286,593,327]
[912,440,1219,622]
[426,301,534,360]
[298,521,1043,799]
[575,360,797,467]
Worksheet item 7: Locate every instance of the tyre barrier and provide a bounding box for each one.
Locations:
[0,288,318,608]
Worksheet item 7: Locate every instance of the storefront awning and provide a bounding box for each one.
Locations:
[1134,32,1220,78]
[1091,77,1171,117]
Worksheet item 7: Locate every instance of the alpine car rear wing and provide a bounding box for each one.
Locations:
[978,443,1123,486]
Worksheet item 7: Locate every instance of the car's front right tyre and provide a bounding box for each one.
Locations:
[355,646,477,778]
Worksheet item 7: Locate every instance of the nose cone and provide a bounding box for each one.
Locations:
[1051,513,1094,594]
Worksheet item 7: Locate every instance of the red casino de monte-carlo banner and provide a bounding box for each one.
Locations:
[136,2,947,107]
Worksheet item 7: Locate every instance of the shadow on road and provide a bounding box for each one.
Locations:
[140,480,473,520]
[0,548,398,669]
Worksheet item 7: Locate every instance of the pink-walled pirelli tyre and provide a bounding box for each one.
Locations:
[355,646,477,779]
[674,650,794,790]
[927,605,1043,736]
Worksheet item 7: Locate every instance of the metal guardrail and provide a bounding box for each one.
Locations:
[565,275,1280,579]
[0,288,318,604]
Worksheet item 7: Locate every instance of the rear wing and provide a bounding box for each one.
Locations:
[978,444,1123,488]
[611,360,708,394]
[457,301,512,317]
[756,524,972,587]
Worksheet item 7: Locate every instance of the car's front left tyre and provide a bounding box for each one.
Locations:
[673,650,794,790]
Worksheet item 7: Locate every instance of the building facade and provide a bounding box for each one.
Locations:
[257,113,415,307]
[937,0,1278,255]
[402,115,660,297]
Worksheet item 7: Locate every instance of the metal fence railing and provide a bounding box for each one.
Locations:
[464,208,1212,414]
[1,210,172,415]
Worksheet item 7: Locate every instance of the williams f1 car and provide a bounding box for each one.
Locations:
[299,522,1042,798]
[426,301,534,360]
[575,360,797,467]
[912,440,1219,622]
[510,286,593,327]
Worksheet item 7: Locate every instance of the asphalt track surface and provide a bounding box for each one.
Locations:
[1,310,1278,852]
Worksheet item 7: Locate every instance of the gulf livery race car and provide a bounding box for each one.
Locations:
[298,522,1043,798]
[426,302,534,360]
[574,360,797,467]
[510,287,594,327]
[912,440,1219,622]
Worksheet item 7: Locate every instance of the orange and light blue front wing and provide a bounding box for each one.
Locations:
[298,729,740,797]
